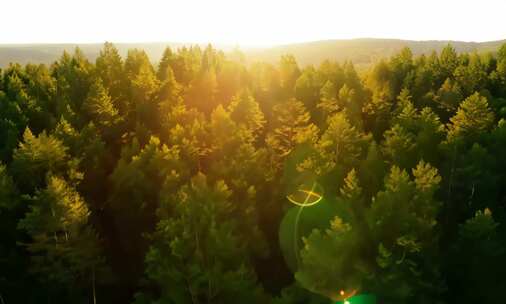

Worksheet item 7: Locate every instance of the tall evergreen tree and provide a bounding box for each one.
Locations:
[447,92,495,142]
[82,78,119,130]
[140,174,267,304]
[18,175,110,302]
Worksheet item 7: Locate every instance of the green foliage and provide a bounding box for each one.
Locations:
[279,199,342,273]
[296,216,366,300]
[295,162,443,303]
[310,111,369,174]
[185,68,218,114]
[18,175,110,297]
[228,89,266,139]
[82,78,120,129]
[381,124,416,168]
[95,42,125,104]
[366,163,443,303]
[51,48,94,120]
[141,173,267,304]
[448,92,495,141]
[266,99,318,170]
[11,128,79,193]
[158,66,183,117]
[2,42,506,304]
[317,80,339,118]
[295,66,322,111]
[109,136,184,214]
[279,55,301,97]
[447,209,506,304]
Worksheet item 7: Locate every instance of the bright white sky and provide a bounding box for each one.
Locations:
[2,0,506,46]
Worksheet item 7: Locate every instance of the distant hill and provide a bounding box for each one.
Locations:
[0,38,505,68]
[0,43,191,68]
[245,38,506,67]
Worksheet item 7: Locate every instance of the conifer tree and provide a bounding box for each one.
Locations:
[11,128,77,193]
[95,42,125,104]
[317,80,339,119]
[314,111,369,174]
[381,124,416,169]
[266,99,318,169]
[294,66,321,112]
[157,47,177,81]
[448,92,495,141]
[279,55,301,98]
[448,209,506,304]
[18,175,109,301]
[228,90,266,140]
[82,78,119,129]
[141,174,267,304]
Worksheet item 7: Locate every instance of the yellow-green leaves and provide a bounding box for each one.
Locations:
[448,92,495,141]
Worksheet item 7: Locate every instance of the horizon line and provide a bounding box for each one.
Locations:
[1,37,505,48]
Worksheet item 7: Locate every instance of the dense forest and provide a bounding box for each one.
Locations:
[1,42,506,304]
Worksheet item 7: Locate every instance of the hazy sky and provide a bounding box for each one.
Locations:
[2,0,506,46]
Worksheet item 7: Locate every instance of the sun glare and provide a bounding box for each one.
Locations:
[1,0,505,45]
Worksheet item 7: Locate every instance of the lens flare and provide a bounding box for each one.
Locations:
[286,180,324,268]
[286,182,324,207]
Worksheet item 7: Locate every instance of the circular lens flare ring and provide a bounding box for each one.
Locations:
[286,181,324,207]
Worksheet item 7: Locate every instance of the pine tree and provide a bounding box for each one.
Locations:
[141,173,267,304]
[107,136,186,283]
[317,80,339,119]
[82,78,119,129]
[131,64,161,130]
[434,78,462,121]
[454,53,487,96]
[448,92,495,141]
[337,84,362,127]
[279,55,301,98]
[358,141,387,198]
[157,47,176,81]
[381,124,416,169]
[296,215,365,301]
[314,111,369,174]
[209,104,239,155]
[448,209,506,304]
[390,47,414,95]
[11,128,77,193]
[216,60,246,104]
[228,90,266,140]
[95,42,125,104]
[125,49,154,81]
[158,66,182,110]
[266,99,318,169]
[51,48,94,116]
[439,44,458,80]
[18,175,109,300]
[295,169,371,301]
[0,85,28,161]
[185,68,218,114]
[295,66,321,112]
[364,60,395,137]
[367,162,443,303]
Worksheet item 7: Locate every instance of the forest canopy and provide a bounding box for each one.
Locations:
[1,42,506,304]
